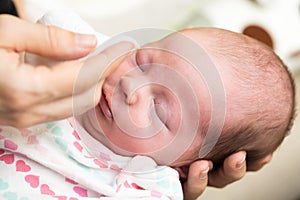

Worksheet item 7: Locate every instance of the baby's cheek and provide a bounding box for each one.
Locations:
[105,124,175,155]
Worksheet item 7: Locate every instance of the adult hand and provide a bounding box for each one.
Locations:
[0,14,133,127]
[183,151,273,200]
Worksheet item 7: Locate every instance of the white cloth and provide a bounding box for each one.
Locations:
[0,119,182,199]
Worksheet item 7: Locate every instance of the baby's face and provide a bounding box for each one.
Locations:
[92,33,215,166]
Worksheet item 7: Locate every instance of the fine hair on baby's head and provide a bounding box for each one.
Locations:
[183,28,296,167]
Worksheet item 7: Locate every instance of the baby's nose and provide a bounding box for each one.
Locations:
[120,75,154,128]
[120,76,139,105]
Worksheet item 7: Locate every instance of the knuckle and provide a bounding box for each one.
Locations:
[2,91,33,112]
[231,173,244,182]
[7,113,28,128]
[3,73,41,111]
[208,169,243,188]
[5,93,28,111]
[8,112,44,128]
[223,172,244,185]
[46,26,61,51]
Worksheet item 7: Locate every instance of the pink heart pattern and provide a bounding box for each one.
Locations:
[72,131,81,140]
[65,177,78,185]
[16,160,31,172]
[110,164,122,171]
[100,152,111,161]
[0,124,152,198]
[93,159,108,169]
[20,128,32,137]
[25,174,39,188]
[73,142,83,152]
[4,140,18,151]
[0,154,14,164]
[73,186,88,197]
[151,190,162,198]
[40,184,55,195]
[27,136,39,144]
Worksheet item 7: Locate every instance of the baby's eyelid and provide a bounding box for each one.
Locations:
[138,65,144,72]
[153,97,171,130]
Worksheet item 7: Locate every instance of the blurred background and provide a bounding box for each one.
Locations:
[12,0,300,199]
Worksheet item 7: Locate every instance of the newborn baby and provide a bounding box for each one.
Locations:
[79,26,295,171]
[0,11,295,199]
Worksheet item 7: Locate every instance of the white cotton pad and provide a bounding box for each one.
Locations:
[86,34,140,60]
[25,9,139,65]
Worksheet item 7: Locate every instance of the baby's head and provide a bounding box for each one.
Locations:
[180,28,295,168]
[86,27,295,169]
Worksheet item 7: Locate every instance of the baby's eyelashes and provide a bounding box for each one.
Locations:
[153,98,169,128]
[136,64,145,72]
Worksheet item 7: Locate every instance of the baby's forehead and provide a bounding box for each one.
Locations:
[141,34,217,76]
[137,28,231,97]
[140,36,195,65]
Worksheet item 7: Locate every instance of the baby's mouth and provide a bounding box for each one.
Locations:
[99,89,113,119]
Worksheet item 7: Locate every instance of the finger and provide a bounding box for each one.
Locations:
[0,83,102,128]
[247,153,273,171]
[208,151,246,188]
[0,95,74,127]
[0,60,83,112]
[183,160,212,200]
[0,14,96,59]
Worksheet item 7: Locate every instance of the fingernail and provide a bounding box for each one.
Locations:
[75,34,97,49]
[236,154,246,169]
[199,168,209,179]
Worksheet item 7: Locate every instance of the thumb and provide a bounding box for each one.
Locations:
[0,14,97,60]
[72,41,134,116]
[183,160,212,200]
